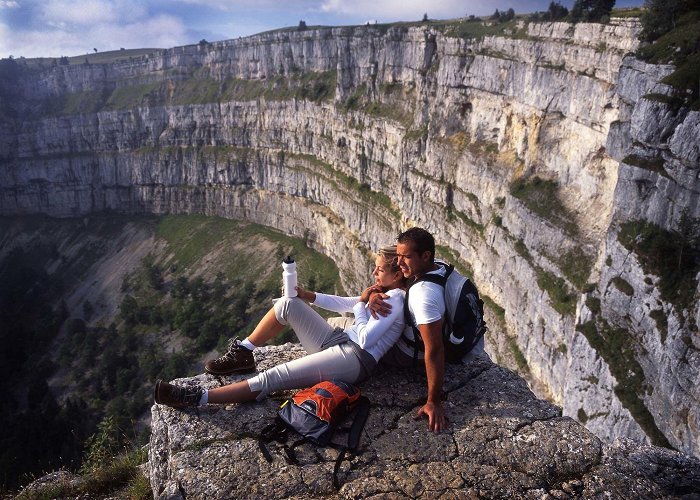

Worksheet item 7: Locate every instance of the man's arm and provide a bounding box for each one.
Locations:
[415,319,446,433]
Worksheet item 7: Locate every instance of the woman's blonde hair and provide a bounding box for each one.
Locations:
[377,245,400,272]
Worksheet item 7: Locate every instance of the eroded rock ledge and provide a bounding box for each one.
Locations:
[148,344,699,499]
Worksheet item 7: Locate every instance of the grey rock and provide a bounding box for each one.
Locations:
[148,344,700,499]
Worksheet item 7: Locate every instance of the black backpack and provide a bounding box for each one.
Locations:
[403,262,487,364]
[258,380,371,489]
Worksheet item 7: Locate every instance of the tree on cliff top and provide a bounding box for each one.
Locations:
[547,1,569,21]
[490,7,515,23]
[570,0,615,22]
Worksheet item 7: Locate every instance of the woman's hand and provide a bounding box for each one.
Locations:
[360,284,382,304]
[295,286,316,303]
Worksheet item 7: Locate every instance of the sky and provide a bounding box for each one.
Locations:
[0,0,644,59]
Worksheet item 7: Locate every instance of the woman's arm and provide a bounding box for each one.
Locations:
[352,291,404,350]
[311,292,361,313]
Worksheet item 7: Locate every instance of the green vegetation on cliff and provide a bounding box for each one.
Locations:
[638,2,700,108]
[435,245,474,278]
[16,447,150,500]
[622,154,668,178]
[509,176,596,312]
[284,152,401,221]
[618,217,700,315]
[576,319,672,449]
[510,176,579,236]
[564,248,595,291]
[514,238,577,316]
[0,214,343,493]
[40,70,337,116]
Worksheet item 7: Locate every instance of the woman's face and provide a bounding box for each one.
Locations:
[372,255,401,289]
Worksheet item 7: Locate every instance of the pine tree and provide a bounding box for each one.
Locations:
[547,1,569,20]
[570,0,586,22]
[570,0,614,22]
[591,0,615,21]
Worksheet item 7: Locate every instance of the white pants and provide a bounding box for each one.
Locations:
[246,297,364,400]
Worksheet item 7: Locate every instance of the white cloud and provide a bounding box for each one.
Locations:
[0,0,20,8]
[1,13,188,58]
[41,0,118,25]
[39,0,148,27]
[0,22,8,55]
[174,0,262,11]
[319,0,487,19]
[175,0,316,10]
[93,14,189,50]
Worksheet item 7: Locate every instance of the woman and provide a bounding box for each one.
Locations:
[154,245,407,408]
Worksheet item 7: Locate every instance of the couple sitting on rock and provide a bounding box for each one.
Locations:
[155,227,485,432]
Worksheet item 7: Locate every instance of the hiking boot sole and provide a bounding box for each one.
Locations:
[154,379,165,405]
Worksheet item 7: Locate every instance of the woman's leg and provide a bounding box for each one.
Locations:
[268,297,345,353]
[206,344,361,405]
[246,343,362,400]
[207,379,261,404]
[246,298,339,351]
[247,307,285,347]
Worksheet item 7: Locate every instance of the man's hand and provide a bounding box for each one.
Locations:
[417,321,445,433]
[367,292,391,319]
[360,284,383,303]
[415,401,446,433]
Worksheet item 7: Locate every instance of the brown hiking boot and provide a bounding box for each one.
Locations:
[154,380,203,409]
[204,337,256,375]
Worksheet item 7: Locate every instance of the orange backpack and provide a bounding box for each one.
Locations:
[259,380,370,489]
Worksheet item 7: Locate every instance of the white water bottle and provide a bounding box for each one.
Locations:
[282,255,298,297]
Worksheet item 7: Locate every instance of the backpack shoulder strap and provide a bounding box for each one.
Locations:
[403,264,451,325]
[283,437,307,465]
[346,396,370,452]
[416,262,453,288]
[258,417,289,463]
[333,396,371,490]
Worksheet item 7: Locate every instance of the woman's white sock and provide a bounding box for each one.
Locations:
[241,338,256,351]
[199,390,209,406]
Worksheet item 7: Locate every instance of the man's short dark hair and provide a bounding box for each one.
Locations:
[397,227,435,262]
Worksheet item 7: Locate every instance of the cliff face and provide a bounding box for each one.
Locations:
[1,19,698,458]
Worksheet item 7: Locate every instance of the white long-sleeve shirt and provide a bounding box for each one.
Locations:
[312,288,406,362]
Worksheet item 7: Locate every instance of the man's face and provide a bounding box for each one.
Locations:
[396,241,431,279]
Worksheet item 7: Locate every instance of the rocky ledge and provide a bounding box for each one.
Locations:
[148,343,700,499]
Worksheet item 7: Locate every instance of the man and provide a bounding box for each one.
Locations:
[369,227,485,433]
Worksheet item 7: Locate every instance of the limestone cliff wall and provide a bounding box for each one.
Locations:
[1,18,698,457]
